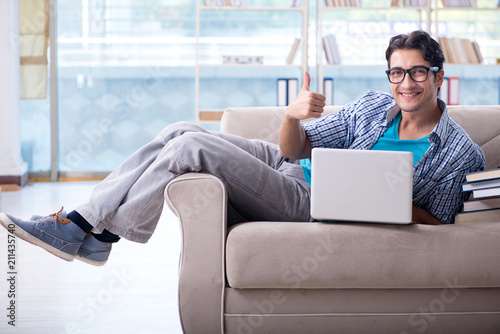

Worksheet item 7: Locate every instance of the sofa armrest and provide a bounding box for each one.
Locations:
[165,172,227,334]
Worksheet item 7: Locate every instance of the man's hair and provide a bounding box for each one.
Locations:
[385,30,445,69]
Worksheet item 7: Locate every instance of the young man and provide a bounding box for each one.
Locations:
[0,30,485,266]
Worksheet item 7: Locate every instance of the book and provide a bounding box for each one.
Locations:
[277,78,288,106]
[323,36,334,64]
[286,38,301,65]
[323,34,341,65]
[472,187,500,199]
[466,168,500,182]
[462,177,500,192]
[463,196,500,212]
[324,78,333,105]
[462,38,479,64]
[287,78,298,104]
[451,38,468,64]
[472,41,483,64]
[448,77,460,105]
[455,208,500,224]
[439,77,449,104]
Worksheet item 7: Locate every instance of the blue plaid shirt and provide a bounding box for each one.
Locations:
[302,90,486,224]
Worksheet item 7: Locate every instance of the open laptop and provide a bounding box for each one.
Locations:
[310,148,414,224]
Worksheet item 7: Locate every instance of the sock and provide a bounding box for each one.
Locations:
[67,210,93,233]
[92,230,120,243]
[67,210,120,243]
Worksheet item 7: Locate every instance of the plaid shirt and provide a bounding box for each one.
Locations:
[302,90,486,224]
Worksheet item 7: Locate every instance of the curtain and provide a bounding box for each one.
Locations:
[19,0,49,99]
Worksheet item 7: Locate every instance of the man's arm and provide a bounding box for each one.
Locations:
[412,204,442,225]
[279,71,326,159]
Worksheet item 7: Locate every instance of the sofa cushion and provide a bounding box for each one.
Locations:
[226,221,500,289]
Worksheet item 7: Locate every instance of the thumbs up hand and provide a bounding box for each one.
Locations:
[285,71,326,121]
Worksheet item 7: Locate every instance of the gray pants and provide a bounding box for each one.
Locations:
[76,122,311,243]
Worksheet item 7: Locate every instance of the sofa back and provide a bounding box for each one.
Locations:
[221,105,500,170]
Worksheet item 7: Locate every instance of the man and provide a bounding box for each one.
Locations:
[0,30,485,266]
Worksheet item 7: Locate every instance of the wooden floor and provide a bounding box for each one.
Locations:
[0,182,183,334]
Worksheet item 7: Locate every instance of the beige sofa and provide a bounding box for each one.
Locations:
[165,105,500,334]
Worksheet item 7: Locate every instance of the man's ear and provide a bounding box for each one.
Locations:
[435,68,445,88]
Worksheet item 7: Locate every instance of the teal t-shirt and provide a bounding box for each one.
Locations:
[300,112,431,185]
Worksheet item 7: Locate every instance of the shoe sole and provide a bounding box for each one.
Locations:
[75,254,107,267]
[0,213,75,262]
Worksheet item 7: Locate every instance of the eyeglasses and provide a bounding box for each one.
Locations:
[385,66,439,84]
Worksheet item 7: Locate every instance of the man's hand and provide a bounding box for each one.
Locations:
[279,71,326,160]
[285,71,326,121]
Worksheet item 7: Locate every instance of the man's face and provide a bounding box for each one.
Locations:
[388,49,444,113]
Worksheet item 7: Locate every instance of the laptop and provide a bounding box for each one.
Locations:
[310,148,414,224]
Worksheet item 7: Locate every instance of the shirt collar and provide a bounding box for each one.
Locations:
[428,98,449,146]
[385,98,449,146]
[386,104,400,123]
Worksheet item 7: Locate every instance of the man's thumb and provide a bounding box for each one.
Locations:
[301,71,310,92]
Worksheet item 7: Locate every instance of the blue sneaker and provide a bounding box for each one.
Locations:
[30,212,115,266]
[0,208,86,262]
[77,234,114,266]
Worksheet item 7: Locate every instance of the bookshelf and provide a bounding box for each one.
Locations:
[195,0,309,124]
[315,0,500,105]
[433,0,500,65]
[195,0,500,120]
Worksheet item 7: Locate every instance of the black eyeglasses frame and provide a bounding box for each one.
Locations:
[385,66,440,84]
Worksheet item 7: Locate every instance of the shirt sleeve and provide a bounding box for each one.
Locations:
[301,100,356,149]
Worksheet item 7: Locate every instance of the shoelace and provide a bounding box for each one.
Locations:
[38,207,71,229]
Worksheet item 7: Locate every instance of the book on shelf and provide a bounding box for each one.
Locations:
[277,78,299,106]
[324,0,361,8]
[439,77,449,104]
[286,38,301,65]
[204,0,246,7]
[324,78,334,105]
[325,0,361,7]
[287,78,298,104]
[323,34,341,65]
[391,0,428,7]
[277,78,287,106]
[441,0,477,7]
[438,37,483,65]
[448,77,460,105]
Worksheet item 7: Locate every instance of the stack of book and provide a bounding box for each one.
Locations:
[455,168,500,224]
[438,37,483,64]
